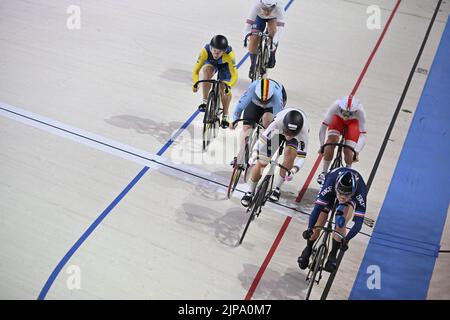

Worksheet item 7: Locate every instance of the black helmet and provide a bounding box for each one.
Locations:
[282,110,303,136]
[335,171,358,196]
[210,35,229,51]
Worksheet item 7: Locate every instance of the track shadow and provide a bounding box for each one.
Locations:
[176,202,251,248]
[238,264,310,300]
[105,114,196,145]
[159,68,192,84]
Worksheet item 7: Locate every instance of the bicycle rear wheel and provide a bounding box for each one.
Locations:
[202,90,216,151]
[238,177,269,245]
[305,245,326,300]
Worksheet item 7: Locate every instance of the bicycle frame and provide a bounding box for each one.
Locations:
[227,120,265,198]
[305,199,346,300]
[238,139,289,245]
[320,127,356,171]
[193,79,230,151]
[244,32,273,81]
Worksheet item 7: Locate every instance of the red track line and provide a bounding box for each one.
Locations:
[244,0,402,300]
[244,156,322,300]
[351,0,401,95]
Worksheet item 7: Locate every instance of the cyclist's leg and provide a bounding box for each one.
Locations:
[298,208,329,269]
[261,108,273,128]
[199,64,216,110]
[248,17,266,77]
[266,19,277,68]
[241,130,270,206]
[343,119,359,168]
[218,67,232,127]
[238,103,265,164]
[318,115,343,181]
[325,205,354,272]
[270,137,296,202]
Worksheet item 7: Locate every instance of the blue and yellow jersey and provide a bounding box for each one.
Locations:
[192,44,238,88]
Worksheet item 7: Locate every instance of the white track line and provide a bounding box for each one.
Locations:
[0,101,308,222]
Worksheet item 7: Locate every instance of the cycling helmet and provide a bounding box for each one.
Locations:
[282,109,304,136]
[255,79,275,103]
[261,0,278,9]
[210,35,229,51]
[335,171,358,196]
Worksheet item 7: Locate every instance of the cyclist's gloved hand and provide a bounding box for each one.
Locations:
[223,84,232,96]
[284,167,299,181]
[271,42,278,52]
[340,238,349,252]
[302,228,313,240]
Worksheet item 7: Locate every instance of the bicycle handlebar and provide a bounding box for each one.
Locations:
[267,159,291,174]
[193,80,231,94]
[244,32,273,48]
[320,142,357,161]
[232,119,265,130]
[312,225,346,240]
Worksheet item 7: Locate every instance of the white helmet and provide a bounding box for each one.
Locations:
[338,95,360,112]
[254,79,275,104]
[261,0,278,9]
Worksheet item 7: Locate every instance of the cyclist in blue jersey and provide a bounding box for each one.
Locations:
[230,78,286,167]
[298,168,367,272]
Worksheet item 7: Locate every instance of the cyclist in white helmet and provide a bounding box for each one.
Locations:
[241,107,310,205]
[317,95,367,184]
[244,0,286,79]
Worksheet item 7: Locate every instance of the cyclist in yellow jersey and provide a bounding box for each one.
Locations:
[192,35,238,128]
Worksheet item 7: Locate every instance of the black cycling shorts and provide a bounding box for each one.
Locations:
[242,102,273,126]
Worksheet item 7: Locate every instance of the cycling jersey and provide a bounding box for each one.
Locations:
[192,44,238,88]
[232,79,284,123]
[319,97,367,152]
[244,0,286,45]
[310,167,367,241]
[254,107,309,171]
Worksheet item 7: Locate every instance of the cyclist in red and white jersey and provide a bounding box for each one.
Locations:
[317,95,367,184]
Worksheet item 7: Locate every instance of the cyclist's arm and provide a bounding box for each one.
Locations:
[272,6,286,45]
[232,84,255,123]
[293,126,309,172]
[319,123,327,146]
[346,215,364,241]
[223,51,238,88]
[308,203,326,230]
[355,107,367,153]
[192,48,208,84]
[308,176,334,229]
[320,101,340,145]
[243,3,259,38]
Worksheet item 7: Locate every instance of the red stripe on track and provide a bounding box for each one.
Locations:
[244,0,402,300]
[244,156,322,300]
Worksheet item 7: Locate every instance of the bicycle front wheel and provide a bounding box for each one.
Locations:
[202,90,216,151]
[238,177,269,245]
[305,245,326,300]
[227,161,243,199]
